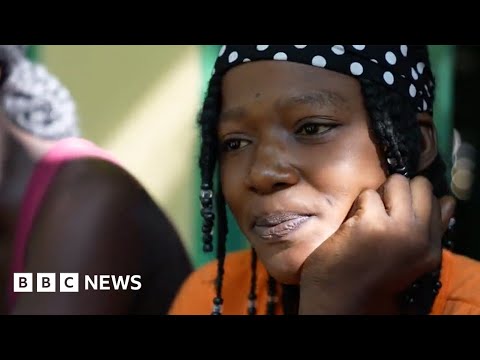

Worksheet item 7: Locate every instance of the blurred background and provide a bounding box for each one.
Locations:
[27,45,480,268]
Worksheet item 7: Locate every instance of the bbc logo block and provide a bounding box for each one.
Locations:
[13,273,141,292]
[60,273,79,292]
[14,273,78,293]
[13,273,33,293]
[36,273,56,292]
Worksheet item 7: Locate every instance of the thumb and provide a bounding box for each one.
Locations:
[344,188,384,224]
[439,195,456,233]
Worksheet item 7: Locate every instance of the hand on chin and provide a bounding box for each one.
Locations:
[254,218,341,285]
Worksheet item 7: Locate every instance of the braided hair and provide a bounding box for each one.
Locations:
[198,66,452,316]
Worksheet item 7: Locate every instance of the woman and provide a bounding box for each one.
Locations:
[169,45,480,315]
[0,45,192,314]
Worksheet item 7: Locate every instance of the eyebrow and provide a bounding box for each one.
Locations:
[219,106,247,124]
[278,90,347,110]
[219,90,347,124]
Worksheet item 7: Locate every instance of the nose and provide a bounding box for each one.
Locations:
[245,142,300,195]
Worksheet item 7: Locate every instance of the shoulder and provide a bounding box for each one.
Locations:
[12,141,194,314]
[24,154,147,272]
[34,137,140,196]
[169,249,259,315]
[23,141,163,278]
[36,143,152,227]
[11,155,143,313]
[32,146,190,268]
[433,250,480,315]
[50,151,141,195]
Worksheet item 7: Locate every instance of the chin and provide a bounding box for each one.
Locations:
[259,247,315,286]
[255,220,342,286]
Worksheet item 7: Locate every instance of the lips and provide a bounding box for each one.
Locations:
[252,212,312,240]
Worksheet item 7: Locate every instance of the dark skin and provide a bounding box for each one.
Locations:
[0,110,192,315]
[218,61,456,314]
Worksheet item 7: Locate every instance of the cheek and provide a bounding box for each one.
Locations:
[306,127,387,207]
[219,124,388,285]
[259,129,388,284]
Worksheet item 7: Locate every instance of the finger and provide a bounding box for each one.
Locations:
[429,194,442,238]
[410,176,434,226]
[348,188,387,221]
[381,174,412,221]
[427,195,444,269]
[439,195,456,233]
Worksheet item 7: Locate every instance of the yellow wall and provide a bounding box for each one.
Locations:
[42,45,202,255]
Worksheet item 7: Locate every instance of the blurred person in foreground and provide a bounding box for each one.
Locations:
[0,45,192,315]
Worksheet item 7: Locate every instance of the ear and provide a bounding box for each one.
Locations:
[417,113,439,172]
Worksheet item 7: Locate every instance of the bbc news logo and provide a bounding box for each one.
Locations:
[13,273,142,293]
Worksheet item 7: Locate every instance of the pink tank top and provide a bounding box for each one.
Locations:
[7,137,120,312]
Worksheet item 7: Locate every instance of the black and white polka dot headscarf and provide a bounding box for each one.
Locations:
[0,45,80,139]
[214,45,435,113]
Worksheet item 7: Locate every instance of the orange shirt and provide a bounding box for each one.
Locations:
[169,249,480,315]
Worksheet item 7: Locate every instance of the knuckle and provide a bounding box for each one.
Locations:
[390,173,408,183]
[342,219,358,232]
[411,176,433,192]
[386,173,408,187]
[360,189,379,202]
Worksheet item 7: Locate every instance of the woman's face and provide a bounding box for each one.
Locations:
[218,61,388,284]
